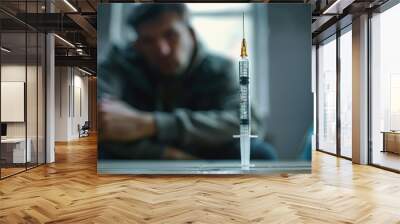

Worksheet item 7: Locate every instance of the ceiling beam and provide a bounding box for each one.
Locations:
[55,55,96,70]
[67,13,97,39]
[322,0,356,14]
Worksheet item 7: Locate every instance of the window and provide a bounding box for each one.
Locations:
[317,36,337,154]
[316,26,353,159]
[187,3,252,62]
[339,28,352,158]
[370,3,400,171]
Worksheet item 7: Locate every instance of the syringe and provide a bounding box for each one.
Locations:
[233,13,257,170]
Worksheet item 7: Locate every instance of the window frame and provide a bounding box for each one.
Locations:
[315,24,353,161]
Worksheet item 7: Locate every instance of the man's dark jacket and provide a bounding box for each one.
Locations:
[98,43,259,159]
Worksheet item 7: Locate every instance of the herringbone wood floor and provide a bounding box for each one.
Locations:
[1,135,400,224]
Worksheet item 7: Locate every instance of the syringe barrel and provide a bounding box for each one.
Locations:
[238,57,251,168]
[239,57,250,131]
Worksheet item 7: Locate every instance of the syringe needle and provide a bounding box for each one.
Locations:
[242,12,245,39]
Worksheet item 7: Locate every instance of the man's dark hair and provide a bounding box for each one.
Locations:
[127,3,190,30]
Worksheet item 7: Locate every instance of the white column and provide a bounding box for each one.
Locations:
[45,1,56,163]
[352,14,369,164]
[46,33,55,163]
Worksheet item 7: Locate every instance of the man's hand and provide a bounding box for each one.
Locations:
[100,98,156,141]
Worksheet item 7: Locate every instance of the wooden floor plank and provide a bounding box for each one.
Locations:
[0,135,399,223]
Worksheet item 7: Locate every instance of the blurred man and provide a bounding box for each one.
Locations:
[98,4,277,160]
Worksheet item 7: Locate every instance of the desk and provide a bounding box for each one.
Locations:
[1,138,31,163]
[382,131,400,154]
[98,160,311,174]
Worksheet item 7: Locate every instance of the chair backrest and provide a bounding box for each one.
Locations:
[83,121,90,128]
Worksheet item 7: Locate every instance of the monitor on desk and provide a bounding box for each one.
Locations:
[1,123,7,138]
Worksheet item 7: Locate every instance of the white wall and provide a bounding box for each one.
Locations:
[71,72,89,138]
[55,66,69,141]
[55,67,89,141]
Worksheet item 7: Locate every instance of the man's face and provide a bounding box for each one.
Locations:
[134,12,194,76]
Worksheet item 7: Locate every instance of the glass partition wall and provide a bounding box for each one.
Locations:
[0,2,46,179]
[0,30,27,177]
[316,26,353,159]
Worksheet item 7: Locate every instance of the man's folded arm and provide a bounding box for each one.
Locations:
[154,108,239,147]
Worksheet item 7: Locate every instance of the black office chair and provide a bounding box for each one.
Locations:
[78,121,90,138]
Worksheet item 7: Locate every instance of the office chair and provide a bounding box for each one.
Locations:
[79,121,90,138]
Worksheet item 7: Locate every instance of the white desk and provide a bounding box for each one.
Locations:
[1,138,31,163]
